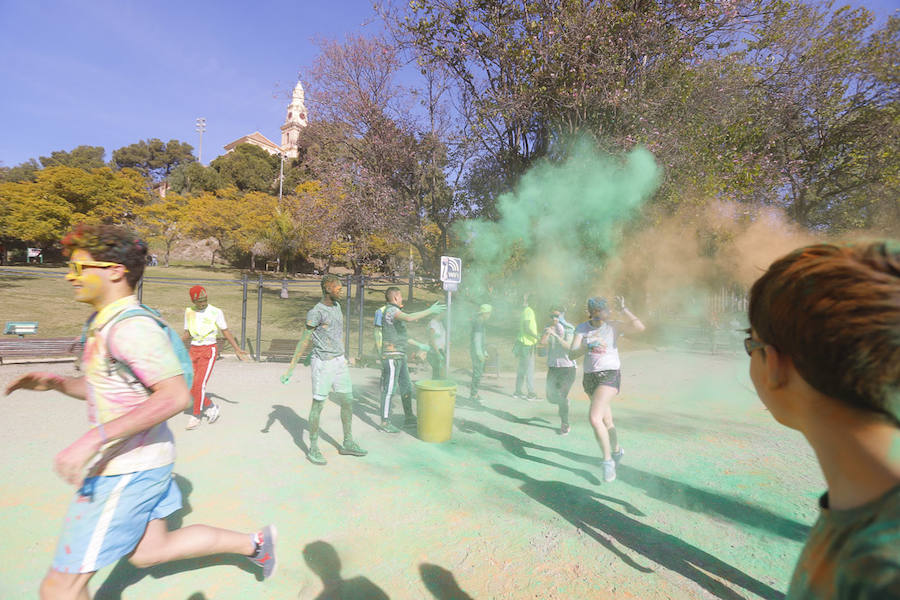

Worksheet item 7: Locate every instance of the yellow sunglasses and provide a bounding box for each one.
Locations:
[67,260,122,276]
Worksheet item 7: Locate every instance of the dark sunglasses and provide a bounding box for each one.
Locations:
[743,337,766,356]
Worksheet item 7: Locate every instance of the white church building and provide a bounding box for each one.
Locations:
[223,80,308,159]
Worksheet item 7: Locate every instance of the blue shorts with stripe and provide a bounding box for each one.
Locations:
[52,464,182,573]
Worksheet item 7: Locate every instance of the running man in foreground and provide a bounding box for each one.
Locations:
[746,241,900,599]
[569,296,645,483]
[379,287,445,432]
[5,224,275,599]
[281,274,367,465]
[182,285,250,430]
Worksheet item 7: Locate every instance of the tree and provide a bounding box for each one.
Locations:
[135,194,189,267]
[0,158,41,182]
[209,144,279,193]
[183,188,276,265]
[112,138,196,182]
[168,161,225,195]
[39,145,106,170]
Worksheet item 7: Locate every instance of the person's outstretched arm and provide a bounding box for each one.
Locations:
[5,372,87,399]
[281,328,313,383]
[395,302,446,322]
[221,328,251,361]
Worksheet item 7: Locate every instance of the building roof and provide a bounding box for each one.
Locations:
[223,131,282,154]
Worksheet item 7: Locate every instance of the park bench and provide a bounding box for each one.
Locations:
[0,337,84,365]
[262,338,306,363]
[4,321,39,337]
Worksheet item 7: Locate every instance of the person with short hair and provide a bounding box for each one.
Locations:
[539,307,577,435]
[469,304,493,402]
[5,224,276,599]
[182,285,249,430]
[379,287,445,432]
[746,241,900,599]
[569,296,645,483]
[281,274,367,465]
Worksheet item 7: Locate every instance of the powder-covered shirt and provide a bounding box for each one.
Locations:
[83,295,183,476]
[184,304,227,346]
[429,318,446,349]
[381,304,408,357]
[546,322,576,368]
[517,306,538,346]
[786,485,900,599]
[471,318,487,359]
[307,301,345,360]
[574,320,621,372]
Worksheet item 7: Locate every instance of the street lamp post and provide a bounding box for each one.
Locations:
[195,117,207,163]
[278,152,284,201]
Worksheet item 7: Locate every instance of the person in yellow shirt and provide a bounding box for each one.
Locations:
[514,293,539,400]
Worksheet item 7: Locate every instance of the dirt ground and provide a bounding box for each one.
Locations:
[0,349,821,599]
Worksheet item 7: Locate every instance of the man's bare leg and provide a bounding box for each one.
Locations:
[40,569,94,600]
[128,519,254,568]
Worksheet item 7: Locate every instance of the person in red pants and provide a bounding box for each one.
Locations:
[182,285,249,429]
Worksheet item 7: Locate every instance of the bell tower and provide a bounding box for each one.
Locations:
[280,80,308,158]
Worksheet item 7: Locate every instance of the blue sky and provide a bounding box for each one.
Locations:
[1,1,895,169]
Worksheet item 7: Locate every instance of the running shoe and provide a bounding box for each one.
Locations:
[185,415,201,430]
[602,459,617,483]
[205,403,220,424]
[380,421,401,434]
[512,392,525,399]
[307,447,327,465]
[249,525,278,579]
[339,440,368,457]
[525,394,541,402]
[559,424,571,436]
[612,447,625,464]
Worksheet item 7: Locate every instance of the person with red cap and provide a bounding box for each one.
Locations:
[182,285,249,430]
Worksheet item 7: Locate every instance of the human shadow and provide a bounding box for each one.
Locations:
[457,419,600,485]
[419,563,474,600]
[260,404,341,452]
[206,392,237,405]
[493,464,784,600]
[500,440,810,542]
[94,475,259,600]
[303,540,391,600]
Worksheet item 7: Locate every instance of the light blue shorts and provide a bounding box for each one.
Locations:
[52,464,182,573]
[310,355,353,401]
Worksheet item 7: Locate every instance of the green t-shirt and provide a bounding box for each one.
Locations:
[787,484,900,599]
[517,306,538,346]
[306,301,344,360]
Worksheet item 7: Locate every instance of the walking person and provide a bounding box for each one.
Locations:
[182,285,250,430]
[281,275,368,465]
[379,287,445,432]
[514,293,539,400]
[5,224,276,599]
[570,296,645,482]
[539,307,577,435]
[746,241,900,599]
[469,304,493,403]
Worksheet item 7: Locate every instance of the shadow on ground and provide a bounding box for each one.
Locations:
[494,464,785,600]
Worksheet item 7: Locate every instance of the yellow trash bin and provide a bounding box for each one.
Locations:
[415,379,457,443]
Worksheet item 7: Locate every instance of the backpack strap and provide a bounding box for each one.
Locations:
[104,306,162,390]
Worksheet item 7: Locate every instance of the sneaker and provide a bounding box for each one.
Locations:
[380,421,401,434]
[612,447,625,464]
[525,394,541,402]
[559,424,571,436]
[602,459,617,483]
[339,440,368,457]
[185,415,201,430]
[512,392,525,399]
[249,525,278,579]
[205,403,220,424]
[307,447,327,465]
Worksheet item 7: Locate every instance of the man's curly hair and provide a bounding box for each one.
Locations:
[61,224,147,289]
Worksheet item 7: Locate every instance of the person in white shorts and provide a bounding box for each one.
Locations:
[5,224,276,600]
[281,275,368,465]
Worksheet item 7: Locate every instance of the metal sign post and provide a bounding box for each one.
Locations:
[440,256,462,379]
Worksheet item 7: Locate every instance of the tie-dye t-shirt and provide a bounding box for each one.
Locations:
[787,485,900,599]
[83,295,183,476]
